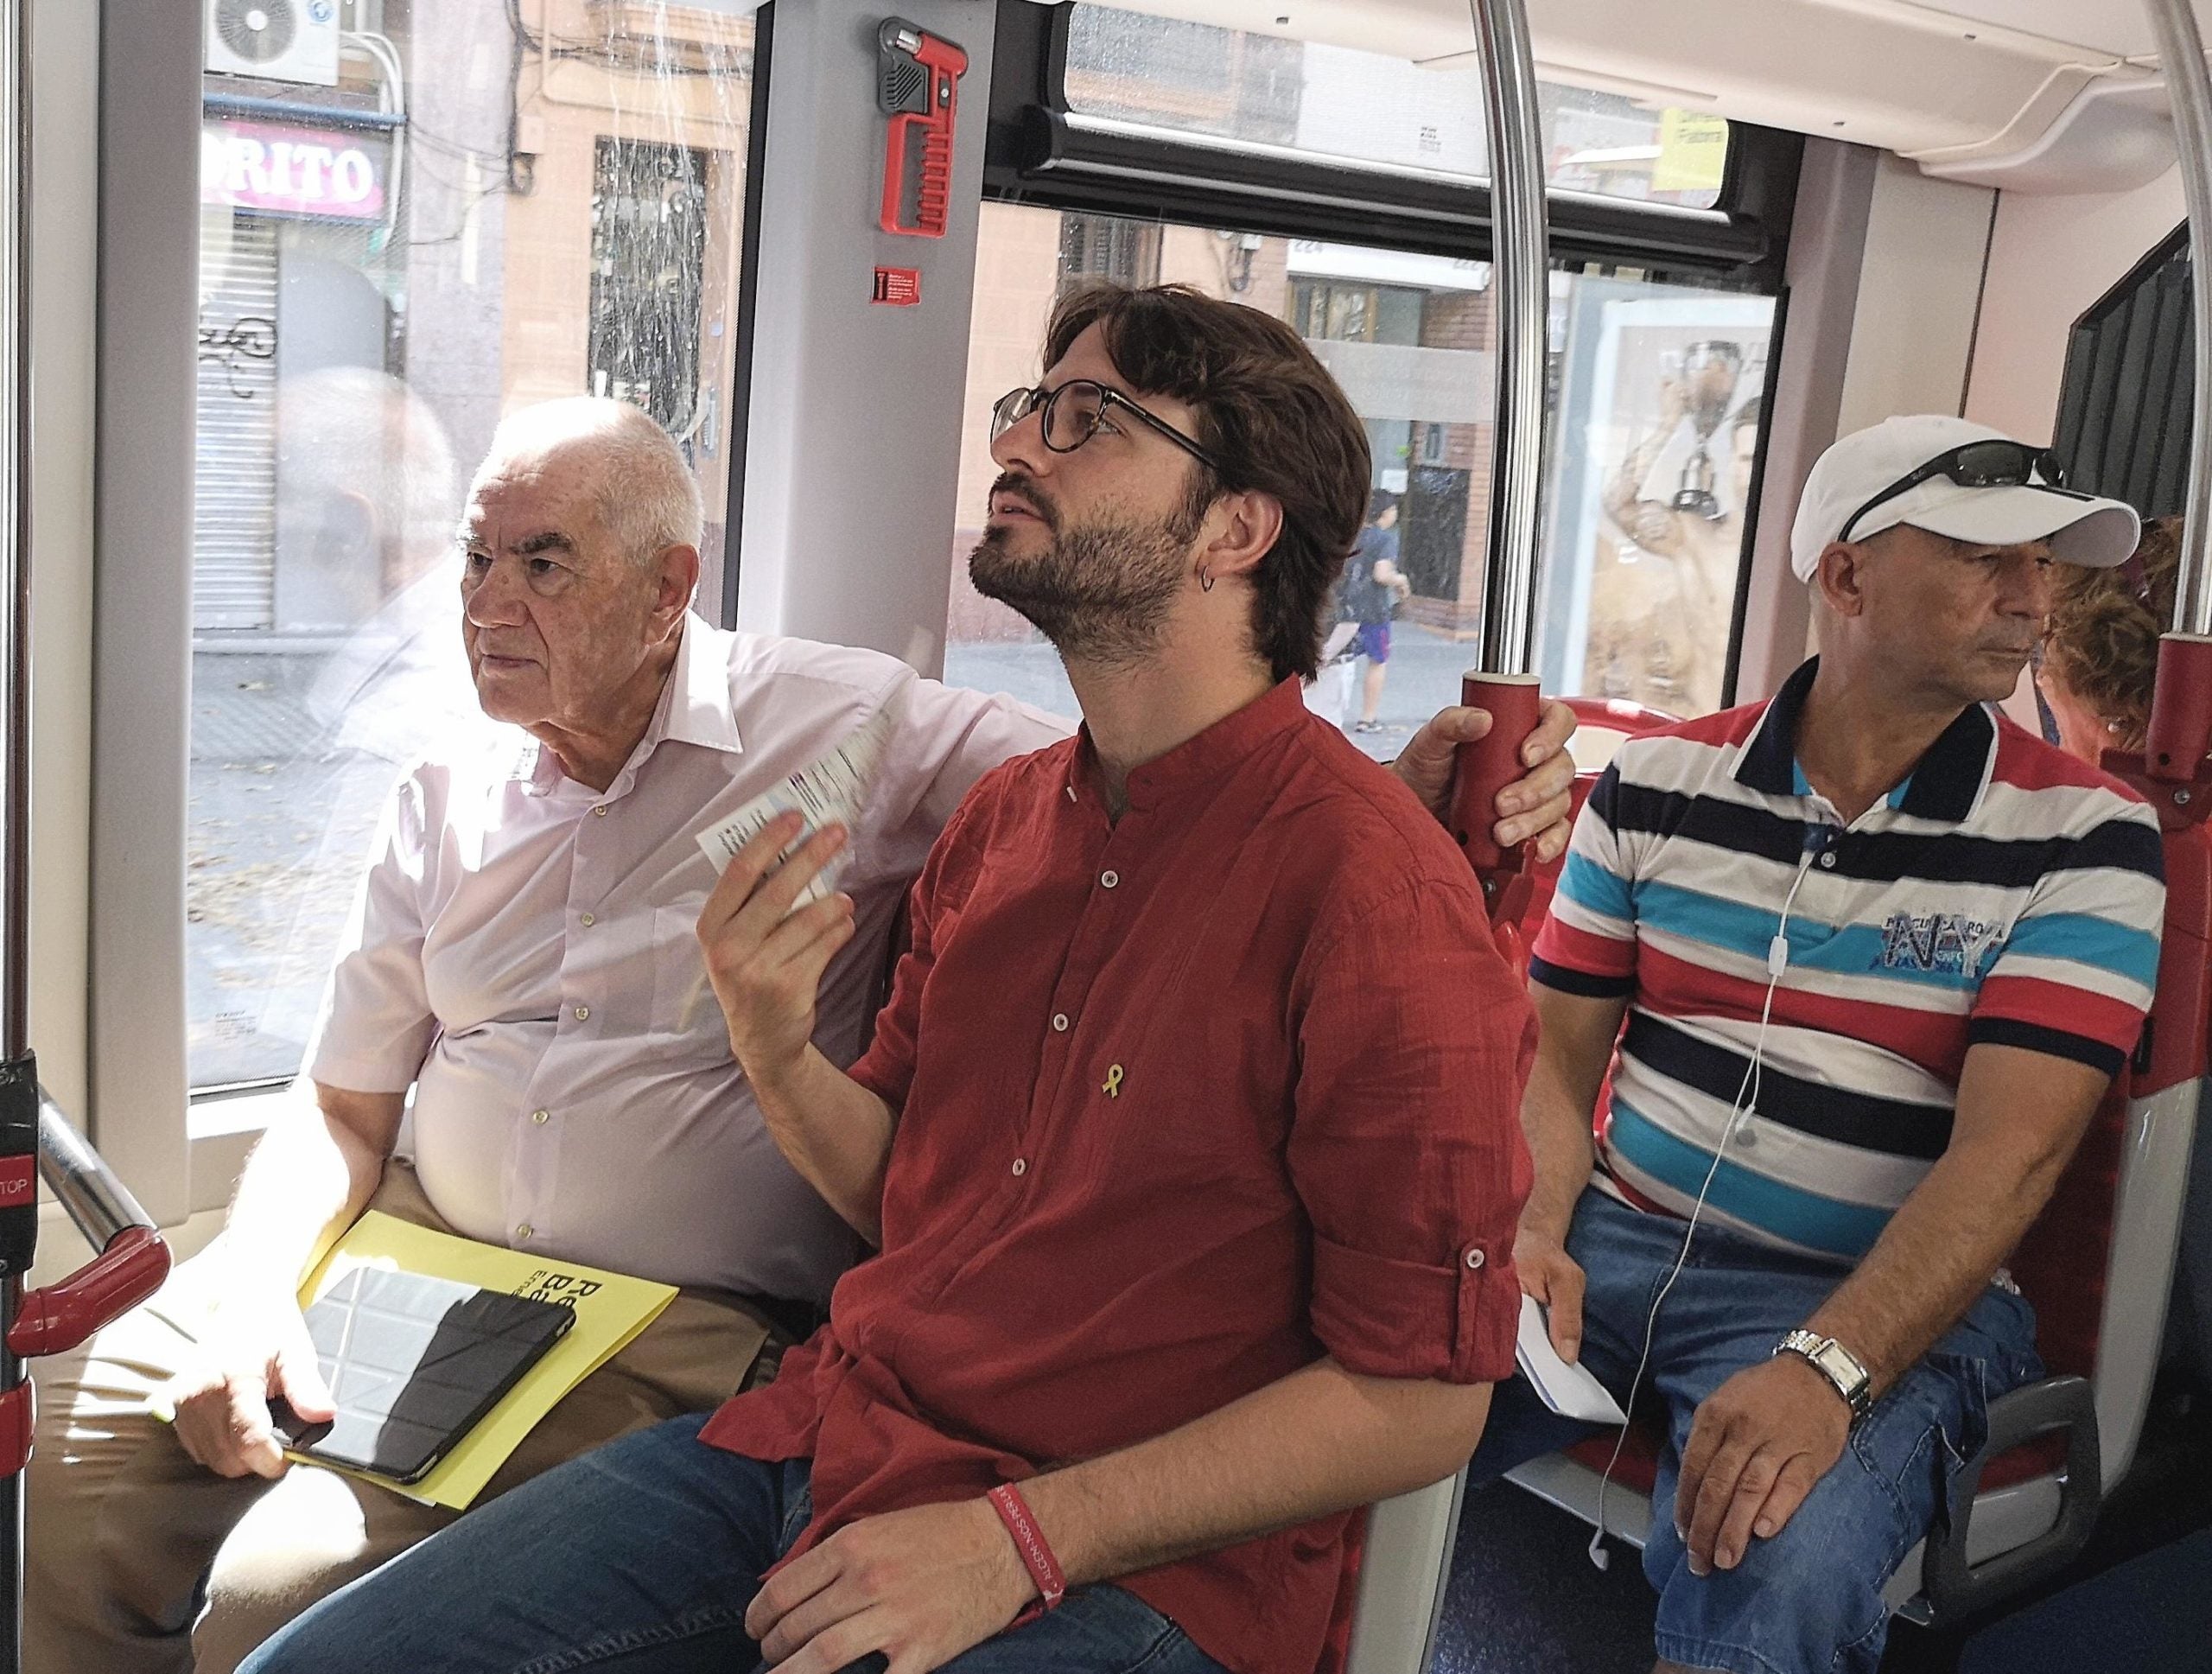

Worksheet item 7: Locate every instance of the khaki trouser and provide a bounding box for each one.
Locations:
[23,1162,786,1674]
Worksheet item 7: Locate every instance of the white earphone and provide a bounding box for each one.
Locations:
[1586,843,1820,1572]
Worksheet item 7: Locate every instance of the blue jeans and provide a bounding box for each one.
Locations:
[1467,1190,2045,1674]
[237,1414,1229,1674]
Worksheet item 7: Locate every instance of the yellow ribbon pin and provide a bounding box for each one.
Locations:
[1102,1065,1124,1098]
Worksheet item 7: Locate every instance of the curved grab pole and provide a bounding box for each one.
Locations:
[2146,0,2212,645]
[18,1095,168,1366]
[35,1092,156,1253]
[2135,0,2212,819]
[1448,0,1551,916]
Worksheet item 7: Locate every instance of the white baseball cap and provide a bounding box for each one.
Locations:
[1789,415,2139,582]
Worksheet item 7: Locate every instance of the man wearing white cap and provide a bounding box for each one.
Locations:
[1463,415,2168,1674]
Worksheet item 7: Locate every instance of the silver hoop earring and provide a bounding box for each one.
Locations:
[1199,566,1216,593]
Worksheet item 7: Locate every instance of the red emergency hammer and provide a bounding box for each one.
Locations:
[878,19,967,239]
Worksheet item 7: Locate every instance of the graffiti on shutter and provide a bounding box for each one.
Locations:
[194,218,280,632]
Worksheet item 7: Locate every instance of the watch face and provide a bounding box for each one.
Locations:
[1809,1342,1872,1412]
[1783,1333,1869,1412]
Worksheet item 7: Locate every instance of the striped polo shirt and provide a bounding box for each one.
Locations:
[1529,657,2166,1263]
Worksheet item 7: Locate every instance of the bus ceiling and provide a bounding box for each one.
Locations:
[1065,0,2203,195]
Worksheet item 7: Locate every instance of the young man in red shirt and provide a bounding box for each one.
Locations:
[240,287,1541,1674]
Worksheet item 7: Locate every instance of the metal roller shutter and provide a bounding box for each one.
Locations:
[194,217,279,631]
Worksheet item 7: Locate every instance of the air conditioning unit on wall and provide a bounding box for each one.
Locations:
[206,0,341,87]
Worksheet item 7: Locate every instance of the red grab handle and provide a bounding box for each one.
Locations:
[8,1224,170,1360]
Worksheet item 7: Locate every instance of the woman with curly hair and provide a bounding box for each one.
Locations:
[2038,514,2212,1390]
[2034,514,2181,762]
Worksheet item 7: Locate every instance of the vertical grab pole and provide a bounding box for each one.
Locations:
[2146,0,2212,642]
[2139,0,2212,814]
[0,0,31,1661]
[1448,0,1551,930]
[1469,0,1548,679]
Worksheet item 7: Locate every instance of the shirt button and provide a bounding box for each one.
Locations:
[592,805,608,818]
[1464,1246,1485,1270]
[531,1109,550,1125]
[1052,1013,1070,1032]
[515,1223,533,1241]
[573,1005,590,1021]
[579,913,595,927]
[1100,869,1119,889]
[1819,852,1836,869]
[1011,1158,1028,1177]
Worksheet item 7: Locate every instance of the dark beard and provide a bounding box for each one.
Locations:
[969,493,1201,670]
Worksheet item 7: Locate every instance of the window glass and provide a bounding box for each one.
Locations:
[1543,283,1773,717]
[1065,3,1732,209]
[188,0,754,1094]
[944,204,1773,747]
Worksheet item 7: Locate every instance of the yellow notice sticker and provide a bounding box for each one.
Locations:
[1652,110,1729,195]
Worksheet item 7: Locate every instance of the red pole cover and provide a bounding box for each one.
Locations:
[2141,635,2212,794]
[1449,672,1543,884]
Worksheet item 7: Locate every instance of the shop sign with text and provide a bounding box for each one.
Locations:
[201,118,391,222]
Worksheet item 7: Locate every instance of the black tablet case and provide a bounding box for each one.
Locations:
[289,1267,575,1484]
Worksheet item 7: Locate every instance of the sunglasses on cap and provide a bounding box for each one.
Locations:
[1838,440,2081,545]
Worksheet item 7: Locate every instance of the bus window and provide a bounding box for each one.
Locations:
[186,4,756,1098]
[944,200,1774,752]
[1063,1,1734,210]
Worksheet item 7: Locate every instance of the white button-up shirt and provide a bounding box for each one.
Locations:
[307,614,1066,1303]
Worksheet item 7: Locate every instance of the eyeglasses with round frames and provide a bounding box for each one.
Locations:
[989,380,1224,474]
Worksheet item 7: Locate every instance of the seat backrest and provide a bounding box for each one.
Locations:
[2170,1079,2212,1391]
[2006,1079,2132,1381]
[2015,820,2212,1387]
[1332,1472,1468,1674]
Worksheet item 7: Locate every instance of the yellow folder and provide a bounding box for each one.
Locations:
[290,1212,678,1510]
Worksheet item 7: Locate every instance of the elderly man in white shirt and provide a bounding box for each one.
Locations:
[25,397,1577,1674]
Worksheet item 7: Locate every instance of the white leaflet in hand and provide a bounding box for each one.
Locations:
[692,697,902,898]
[677,697,903,1032]
[1516,1293,1628,1425]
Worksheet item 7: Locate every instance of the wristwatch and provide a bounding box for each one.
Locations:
[1775,1328,1872,1421]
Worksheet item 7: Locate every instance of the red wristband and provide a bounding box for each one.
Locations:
[986,1481,1067,1616]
